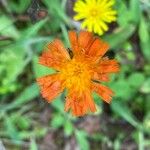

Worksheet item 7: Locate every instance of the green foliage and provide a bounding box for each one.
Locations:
[0,15,20,39]
[0,0,150,149]
[30,139,38,150]
[0,47,24,94]
[103,24,136,49]
[9,0,31,13]
[43,0,70,25]
[75,130,90,150]
[139,16,150,62]
[4,116,20,141]
[64,120,74,136]
[129,0,141,24]
[0,83,39,112]
[128,73,145,88]
[111,100,141,129]
[141,78,150,94]
[51,113,65,128]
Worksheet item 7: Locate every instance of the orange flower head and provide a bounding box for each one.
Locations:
[37,31,120,116]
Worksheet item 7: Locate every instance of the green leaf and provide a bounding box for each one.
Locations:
[138,131,144,150]
[22,18,48,39]
[128,73,145,88]
[143,112,150,129]
[110,80,134,100]
[1,83,39,111]
[60,23,70,47]
[103,25,136,49]
[141,78,150,94]
[75,130,90,150]
[4,116,20,140]
[10,0,30,13]
[19,128,47,139]
[0,46,27,95]
[114,139,121,150]
[0,15,20,39]
[129,0,141,24]
[11,83,39,107]
[116,1,130,27]
[30,139,38,150]
[51,95,64,113]
[111,100,141,129]
[11,113,31,130]
[51,114,65,128]
[64,120,74,136]
[139,16,150,62]
[44,0,70,25]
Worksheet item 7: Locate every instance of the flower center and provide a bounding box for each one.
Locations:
[90,8,99,17]
[60,58,92,93]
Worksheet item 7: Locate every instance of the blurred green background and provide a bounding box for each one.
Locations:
[0,0,150,150]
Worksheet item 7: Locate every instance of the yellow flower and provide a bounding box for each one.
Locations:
[73,0,117,35]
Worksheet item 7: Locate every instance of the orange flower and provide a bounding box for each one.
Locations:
[37,31,120,116]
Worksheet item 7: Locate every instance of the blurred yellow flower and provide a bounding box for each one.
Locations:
[74,0,117,35]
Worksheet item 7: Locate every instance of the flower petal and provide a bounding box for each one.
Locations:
[68,31,79,54]
[93,72,110,82]
[37,74,64,102]
[85,91,97,112]
[92,82,114,103]
[69,30,109,61]
[39,39,70,70]
[96,59,120,74]
[87,38,109,58]
[65,90,96,116]
[78,31,95,53]
[73,0,116,35]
